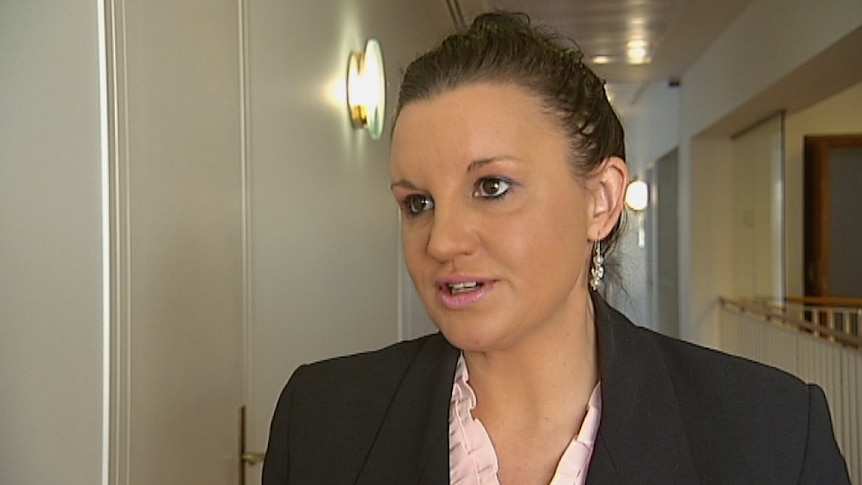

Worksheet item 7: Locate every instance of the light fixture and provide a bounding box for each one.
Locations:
[347,39,386,140]
[625,179,649,212]
[625,179,649,248]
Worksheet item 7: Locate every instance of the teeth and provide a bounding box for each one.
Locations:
[448,282,481,294]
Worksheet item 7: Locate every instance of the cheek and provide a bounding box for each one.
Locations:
[503,200,589,273]
[401,224,429,271]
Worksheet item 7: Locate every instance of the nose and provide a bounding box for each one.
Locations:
[426,204,479,263]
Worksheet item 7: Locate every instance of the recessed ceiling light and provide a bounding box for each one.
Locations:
[626,40,649,63]
[592,55,611,64]
[627,46,647,62]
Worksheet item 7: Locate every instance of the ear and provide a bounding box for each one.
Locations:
[587,157,628,241]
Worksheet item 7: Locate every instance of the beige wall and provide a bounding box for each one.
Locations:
[7,0,859,481]
[243,0,445,471]
[731,114,783,301]
[0,1,105,483]
[676,0,862,346]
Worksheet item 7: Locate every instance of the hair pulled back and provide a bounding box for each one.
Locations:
[394,11,627,258]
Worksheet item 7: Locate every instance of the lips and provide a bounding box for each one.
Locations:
[435,277,495,309]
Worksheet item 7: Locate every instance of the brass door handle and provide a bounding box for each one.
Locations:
[242,452,265,466]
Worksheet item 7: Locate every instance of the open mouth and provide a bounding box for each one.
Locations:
[447,281,484,295]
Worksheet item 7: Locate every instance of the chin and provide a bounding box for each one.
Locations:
[433,319,506,353]
[421,295,511,351]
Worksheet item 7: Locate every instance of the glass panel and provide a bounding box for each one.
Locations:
[731,114,785,301]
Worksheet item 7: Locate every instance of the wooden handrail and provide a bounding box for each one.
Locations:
[720,297,862,349]
[783,295,862,307]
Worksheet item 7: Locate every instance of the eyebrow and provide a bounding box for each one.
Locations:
[467,156,518,172]
[389,179,418,191]
[390,156,520,191]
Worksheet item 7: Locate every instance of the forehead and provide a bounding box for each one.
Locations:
[390,83,565,174]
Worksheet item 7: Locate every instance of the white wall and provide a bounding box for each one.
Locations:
[681,0,862,138]
[0,1,105,484]
[615,83,681,330]
[625,83,681,171]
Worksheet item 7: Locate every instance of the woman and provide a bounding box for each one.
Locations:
[263,12,850,485]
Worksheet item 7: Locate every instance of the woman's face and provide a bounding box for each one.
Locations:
[390,83,611,353]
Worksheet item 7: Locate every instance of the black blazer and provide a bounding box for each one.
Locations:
[262,296,850,484]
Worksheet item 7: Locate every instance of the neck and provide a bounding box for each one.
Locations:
[464,296,599,426]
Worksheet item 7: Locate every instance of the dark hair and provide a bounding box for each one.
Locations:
[394,11,627,262]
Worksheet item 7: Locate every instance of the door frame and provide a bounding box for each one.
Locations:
[803,134,862,296]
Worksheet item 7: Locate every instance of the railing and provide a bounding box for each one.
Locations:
[719,298,861,483]
[729,297,862,349]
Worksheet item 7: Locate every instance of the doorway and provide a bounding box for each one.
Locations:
[804,134,862,298]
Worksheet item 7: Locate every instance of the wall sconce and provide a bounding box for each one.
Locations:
[625,179,649,248]
[347,39,386,140]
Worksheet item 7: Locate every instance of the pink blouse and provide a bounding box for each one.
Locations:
[449,355,602,485]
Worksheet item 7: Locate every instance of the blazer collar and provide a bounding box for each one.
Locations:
[587,293,699,484]
[356,294,699,484]
[355,333,458,485]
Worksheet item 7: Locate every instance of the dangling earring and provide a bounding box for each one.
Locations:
[590,241,604,291]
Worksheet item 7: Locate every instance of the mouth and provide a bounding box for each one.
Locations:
[435,278,494,309]
[446,281,484,295]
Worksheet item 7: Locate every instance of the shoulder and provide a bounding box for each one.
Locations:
[262,333,456,484]
[596,295,806,407]
[287,332,450,402]
[595,298,848,482]
[597,298,806,403]
[629,322,811,433]
[634,326,849,482]
[645,327,807,403]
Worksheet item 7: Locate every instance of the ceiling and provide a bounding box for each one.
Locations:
[435,0,756,115]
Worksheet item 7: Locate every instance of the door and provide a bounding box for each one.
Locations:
[108,1,245,483]
[804,134,862,298]
[652,149,680,338]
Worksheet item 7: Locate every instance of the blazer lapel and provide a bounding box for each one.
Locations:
[586,295,700,484]
[585,436,621,482]
[355,333,458,485]
[353,297,699,484]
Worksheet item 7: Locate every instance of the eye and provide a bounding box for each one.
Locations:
[403,194,434,216]
[474,177,512,199]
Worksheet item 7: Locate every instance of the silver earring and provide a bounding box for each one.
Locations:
[590,241,604,291]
